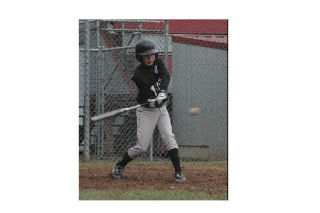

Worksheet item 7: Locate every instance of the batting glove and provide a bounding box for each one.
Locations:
[156,90,167,104]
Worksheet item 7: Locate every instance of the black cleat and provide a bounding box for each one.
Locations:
[110,165,125,179]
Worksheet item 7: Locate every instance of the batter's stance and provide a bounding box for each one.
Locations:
[110,38,186,183]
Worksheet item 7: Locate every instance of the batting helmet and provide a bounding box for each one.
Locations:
[135,39,159,61]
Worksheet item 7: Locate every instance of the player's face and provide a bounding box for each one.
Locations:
[142,54,155,66]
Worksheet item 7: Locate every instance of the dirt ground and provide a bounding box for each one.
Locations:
[79,162,228,198]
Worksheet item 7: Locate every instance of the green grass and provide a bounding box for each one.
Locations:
[79,189,226,200]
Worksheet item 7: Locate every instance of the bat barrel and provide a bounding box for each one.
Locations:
[90,104,144,122]
[90,109,123,122]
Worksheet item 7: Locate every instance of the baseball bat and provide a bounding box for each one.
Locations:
[90,100,155,122]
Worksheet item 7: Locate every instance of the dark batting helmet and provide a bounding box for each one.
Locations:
[135,39,159,62]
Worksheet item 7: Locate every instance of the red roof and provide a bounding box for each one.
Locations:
[171,35,228,50]
[169,19,227,34]
[113,19,228,35]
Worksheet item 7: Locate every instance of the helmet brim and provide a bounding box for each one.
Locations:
[138,48,159,56]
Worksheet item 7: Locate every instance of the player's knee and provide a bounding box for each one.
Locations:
[130,147,148,158]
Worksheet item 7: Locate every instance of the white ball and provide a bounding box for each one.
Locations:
[189,108,200,116]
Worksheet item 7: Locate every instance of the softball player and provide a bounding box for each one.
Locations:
[110,38,185,183]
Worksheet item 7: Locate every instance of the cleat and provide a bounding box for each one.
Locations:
[110,164,125,179]
[174,171,186,183]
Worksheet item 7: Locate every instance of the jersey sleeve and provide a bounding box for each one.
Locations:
[157,58,170,91]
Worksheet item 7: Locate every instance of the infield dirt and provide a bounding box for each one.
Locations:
[79,161,227,199]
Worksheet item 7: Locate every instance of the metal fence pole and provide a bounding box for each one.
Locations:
[97,20,103,157]
[100,48,106,157]
[164,20,169,69]
[149,139,153,162]
[138,22,142,40]
[83,20,91,161]
[121,22,125,46]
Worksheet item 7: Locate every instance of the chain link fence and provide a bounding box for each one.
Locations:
[79,19,228,162]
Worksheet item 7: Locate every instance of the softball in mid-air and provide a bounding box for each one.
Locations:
[189,107,200,116]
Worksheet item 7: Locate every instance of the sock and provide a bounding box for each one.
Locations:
[167,148,182,173]
[116,152,133,168]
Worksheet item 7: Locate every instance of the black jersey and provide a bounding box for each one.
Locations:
[131,58,170,104]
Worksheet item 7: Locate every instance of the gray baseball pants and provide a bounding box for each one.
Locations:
[128,104,178,159]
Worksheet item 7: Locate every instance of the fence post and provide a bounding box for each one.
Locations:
[149,139,153,162]
[83,20,91,161]
[164,20,169,69]
[96,20,103,157]
[121,22,125,46]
